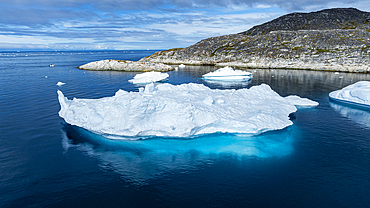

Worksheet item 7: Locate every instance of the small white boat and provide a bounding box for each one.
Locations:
[49,64,55,67]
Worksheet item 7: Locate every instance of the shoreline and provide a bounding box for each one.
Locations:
[141,57,370,73]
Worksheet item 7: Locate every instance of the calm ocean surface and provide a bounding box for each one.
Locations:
[1,50,370,207]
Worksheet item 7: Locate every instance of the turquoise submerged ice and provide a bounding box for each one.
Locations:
[58,83,317,138]
[329,81,370,105]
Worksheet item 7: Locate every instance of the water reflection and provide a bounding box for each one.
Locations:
[171,67,370,97]
[203,79,252,89]
[62,124,297,185]
[330,102,370,129]
[249,69,370,97]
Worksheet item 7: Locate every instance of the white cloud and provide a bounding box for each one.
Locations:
[0,0,370,50]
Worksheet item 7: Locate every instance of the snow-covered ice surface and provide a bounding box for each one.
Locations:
[329,81,370,109]
[128,71,169,84]
[58,83,317,138]
[202,66,252,81]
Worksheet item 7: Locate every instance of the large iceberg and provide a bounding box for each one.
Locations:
[58,83,317,138]
[128,71,169,84]
[329,81,370,109]
[202,66,252,81]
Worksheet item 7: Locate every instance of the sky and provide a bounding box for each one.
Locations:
[1,0,370,51]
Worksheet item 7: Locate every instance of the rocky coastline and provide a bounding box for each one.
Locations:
[140,8,370,73]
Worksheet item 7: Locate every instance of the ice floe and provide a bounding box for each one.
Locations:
[329,81,370,109]
[284,95,319,107]
[56,82,65,86]
[202,66,252,81]
[58,83,318,138]
[128,71,169,84]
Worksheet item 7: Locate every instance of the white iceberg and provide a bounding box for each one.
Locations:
[284,95,319,107]
[128,71,169,84]
[179,64,185,68]
[56,82,65,86]
[329,81,370,109]
[57,83,317,138]
[202,66,252,81]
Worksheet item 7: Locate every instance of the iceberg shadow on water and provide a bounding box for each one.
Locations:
[61,123,299,185]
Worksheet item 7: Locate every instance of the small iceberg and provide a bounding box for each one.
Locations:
[128,71,169,84]
[202,66,252,81]
[329,81,370,110]
[56,82,65,86]
[57,83,317,138]
[179,64,185,68]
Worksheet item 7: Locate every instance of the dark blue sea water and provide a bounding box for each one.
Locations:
[1,50,370,207]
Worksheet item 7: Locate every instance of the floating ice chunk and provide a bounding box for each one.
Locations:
[284,95,319,107]
[57,83,303,138]
[179,64,185,68]
[329,81,370,109]
[56,82,65,86]
[128,71,169,84]
[202,66,252,81]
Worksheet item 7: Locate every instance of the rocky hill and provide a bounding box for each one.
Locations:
[141,8,370,73]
